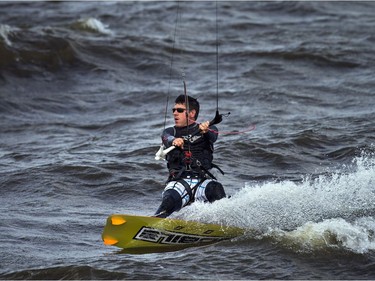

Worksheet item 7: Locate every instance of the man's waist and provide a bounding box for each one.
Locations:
[169,169,202,179]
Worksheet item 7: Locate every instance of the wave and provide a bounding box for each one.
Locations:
[0,31,94,77]
[231,47,361,69]
[0,265,126,280]
[270,216,375,254]
[177,151,375,254]
[71,17,114,35]
[0,18,118,78]
[0,24,19,46]
[0,22,168,81]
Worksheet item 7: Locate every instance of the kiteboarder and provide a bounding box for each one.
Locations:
[155,95,226,218]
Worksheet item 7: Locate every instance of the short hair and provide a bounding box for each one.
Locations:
[175,95,200,120]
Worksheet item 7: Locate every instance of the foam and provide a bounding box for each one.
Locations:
[74,18,113,35]
[178,151,375,253]
[0,24,18,46]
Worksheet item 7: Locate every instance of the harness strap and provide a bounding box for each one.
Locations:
[179,178,206,205]
[174,166,186,180]
[212,163,225,175]
[177,179,193,201]
[195,160,220,180]
[199,166,217,180]
[169,160,224,182]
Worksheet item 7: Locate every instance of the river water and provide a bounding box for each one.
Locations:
[0,1,374,279]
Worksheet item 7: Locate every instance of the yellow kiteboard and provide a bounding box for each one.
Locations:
[102,214,245,254]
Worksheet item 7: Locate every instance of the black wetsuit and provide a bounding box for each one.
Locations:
[154,123,226,218]
[162,123,218,179]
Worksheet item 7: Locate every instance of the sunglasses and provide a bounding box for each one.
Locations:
[172,108,186,113]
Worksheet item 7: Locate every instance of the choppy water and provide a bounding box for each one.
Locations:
[1,1,375,280]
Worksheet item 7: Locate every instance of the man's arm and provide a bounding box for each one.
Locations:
[162,127,184,148]
[200,121,218,143]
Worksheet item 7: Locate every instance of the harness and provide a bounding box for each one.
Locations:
[177,178,205,205]
[164,121,226,205]
[167,150,224,206]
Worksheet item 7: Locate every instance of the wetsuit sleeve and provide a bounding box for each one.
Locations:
[206,125,218,143]
[161,127,175,147]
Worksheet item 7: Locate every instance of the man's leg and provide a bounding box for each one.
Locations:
[154,188,182,218]
[204,181,226,203]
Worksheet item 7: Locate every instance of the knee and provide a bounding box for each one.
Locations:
[205,181,226,203]
[155,189,182,218]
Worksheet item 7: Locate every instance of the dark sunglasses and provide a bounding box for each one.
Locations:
[172,108,186,113]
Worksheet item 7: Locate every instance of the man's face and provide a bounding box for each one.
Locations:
[172,103,196,127]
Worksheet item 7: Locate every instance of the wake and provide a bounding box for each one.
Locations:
[178,151,375,253]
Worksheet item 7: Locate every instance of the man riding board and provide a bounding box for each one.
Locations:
[155,95,226,218]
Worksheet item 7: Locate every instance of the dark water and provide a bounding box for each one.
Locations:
[1,1,375,279]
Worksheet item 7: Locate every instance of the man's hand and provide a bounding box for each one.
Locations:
[199,121,210,134]
[172,137,184,148]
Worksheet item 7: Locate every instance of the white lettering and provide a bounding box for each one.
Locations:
[134,227,224,245]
